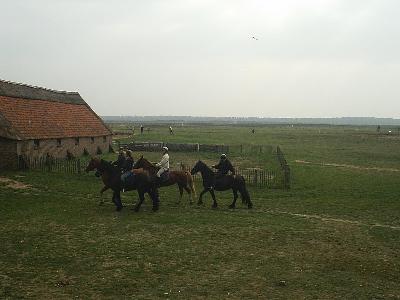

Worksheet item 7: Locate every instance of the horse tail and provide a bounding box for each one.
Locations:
[186,171,197,198]
[238,176,252,208]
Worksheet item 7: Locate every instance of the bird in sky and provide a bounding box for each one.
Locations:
[251,36,259,40]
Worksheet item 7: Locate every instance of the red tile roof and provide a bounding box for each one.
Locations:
[0,95,112,140]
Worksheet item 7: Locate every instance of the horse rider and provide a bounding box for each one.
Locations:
[120,150,135,189]
[212,154,235,178]
[113,148,126,171]
[155,146,170,182]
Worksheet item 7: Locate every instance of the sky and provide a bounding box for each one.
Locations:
[1,0,399,118]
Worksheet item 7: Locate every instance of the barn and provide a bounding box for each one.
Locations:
[0,79,113,169]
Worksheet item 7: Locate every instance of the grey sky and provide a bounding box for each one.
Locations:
[1,0,399,117]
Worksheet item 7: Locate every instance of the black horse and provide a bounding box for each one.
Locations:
[190,160,252,209]
[86,157,159,212]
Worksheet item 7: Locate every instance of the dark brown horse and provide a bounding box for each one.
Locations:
[133,156,196,204]
[190,160,252,209]
[85,157,159,212]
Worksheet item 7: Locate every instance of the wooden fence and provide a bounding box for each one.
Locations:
[119,141,230,153]
[18,155,85,174]
[276,146,291,189]
[180,165,278,188]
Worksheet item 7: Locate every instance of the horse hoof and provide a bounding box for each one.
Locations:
[197,201,203,206]
[116,206,123,212]
[212,204,218,209]
[248,203,253,209]
[152,206,159,212]
[229,204,235,209]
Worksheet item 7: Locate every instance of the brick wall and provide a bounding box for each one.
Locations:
[0,137,18,169]
[18,135,113,159]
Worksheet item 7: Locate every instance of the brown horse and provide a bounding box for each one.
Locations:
[85,157,160,212]
[133,156,196,204]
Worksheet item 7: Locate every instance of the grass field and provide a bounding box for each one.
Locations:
[1,124,400,299]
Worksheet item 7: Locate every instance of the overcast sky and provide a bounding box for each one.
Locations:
[1,0,399,117]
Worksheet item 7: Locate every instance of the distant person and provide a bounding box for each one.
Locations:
[169,126,174,135]
[140,125,144,134]
[155,147,170,182]
[212,154,235,178]
[377,125,381,133]
[251,129,255,134]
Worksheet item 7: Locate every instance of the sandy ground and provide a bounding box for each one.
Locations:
[0,176,33,190]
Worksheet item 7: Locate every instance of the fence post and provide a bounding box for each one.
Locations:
[284,166,290,189]
[77,159,81,174]
[254,169,258,186]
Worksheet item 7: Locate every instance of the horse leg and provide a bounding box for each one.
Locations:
[198,189,208,205]
[114,191,123,211]
[210,189,218,208]
[99,186,108,205]
[133,190,145,212]
[178,185,184,204]
[229,189,239,209]
[150,187,159,212]
[183,186,193,205]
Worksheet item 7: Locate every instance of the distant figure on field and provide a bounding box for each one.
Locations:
[251,129,255,134]
[212,154,235,178]
[140,124,144,134]
[377,125,381,133]
[169,126,174,135]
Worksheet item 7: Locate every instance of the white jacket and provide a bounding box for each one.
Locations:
[156,153,169,170]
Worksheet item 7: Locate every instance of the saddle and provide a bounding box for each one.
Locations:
[159,170,170,182]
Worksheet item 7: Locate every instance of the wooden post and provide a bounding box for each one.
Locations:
[254,169,258,186]
[284,166,290,189]
[240,144,243,153]
[77,159,81,174]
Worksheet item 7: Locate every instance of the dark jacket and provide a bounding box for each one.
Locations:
[113,154,126,170]
[122,156,134,172]
[213,159,235,176]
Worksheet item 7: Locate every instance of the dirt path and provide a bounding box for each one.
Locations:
[0,176,33,190]
[294,160,400,172]
[265,209,400,231]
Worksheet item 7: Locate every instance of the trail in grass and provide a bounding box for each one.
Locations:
[263,209,400,231]
[55,188,400,231]
[294,160,400,172]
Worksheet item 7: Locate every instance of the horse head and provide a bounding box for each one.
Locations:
[133,156,156,170]
[85,157,101,172]
[191,160,203,175]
